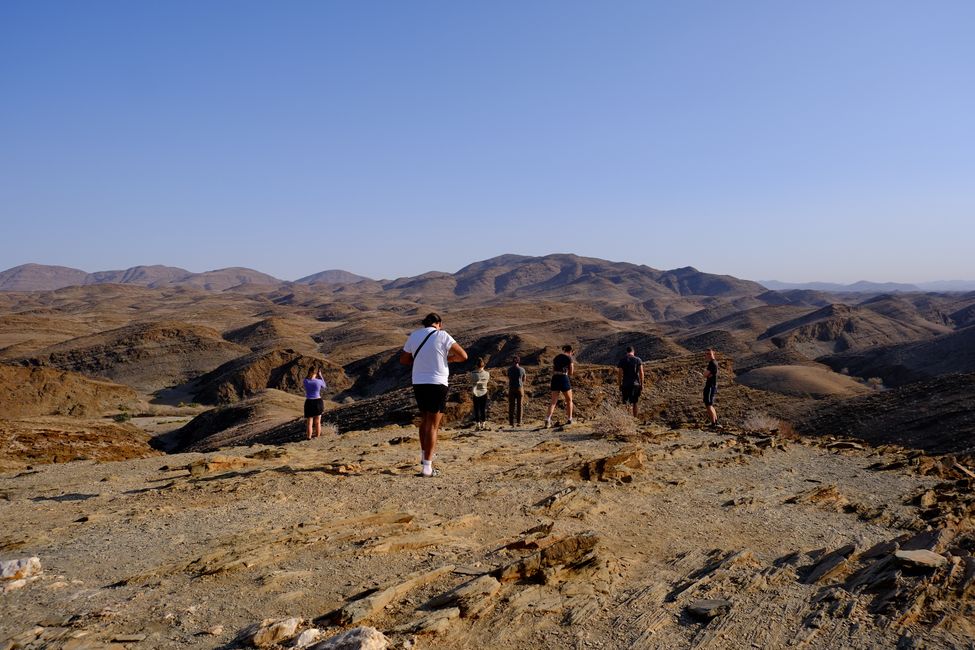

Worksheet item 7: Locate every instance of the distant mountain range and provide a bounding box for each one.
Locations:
[0,256,764,298]
[2,259,972,296]
[761,279,975,292]
[0,263,367,292]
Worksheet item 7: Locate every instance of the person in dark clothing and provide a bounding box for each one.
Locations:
[617,346,645,417]
[506,356,527,428]
[703,348,719,427]
[545,345,575,427]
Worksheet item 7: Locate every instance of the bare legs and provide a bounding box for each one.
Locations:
[707,405,717,425]
[418,411,444,462]
[545,390,573,423]
[306,415,322,439]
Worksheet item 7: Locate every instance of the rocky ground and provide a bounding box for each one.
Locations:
[2,418,974,649]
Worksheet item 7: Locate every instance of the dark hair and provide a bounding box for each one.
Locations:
[422,312,442,327]
[626,346,634,354]
[512,355,521,364]
[562,345,573,353]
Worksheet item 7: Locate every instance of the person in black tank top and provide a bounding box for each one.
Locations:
[545,345,575,427]
[703,348,719,427]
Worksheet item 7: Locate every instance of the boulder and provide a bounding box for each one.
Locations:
[239,617,302,648]
[292,628,322,648]
[309,626,390,650]
[0,557,41,581]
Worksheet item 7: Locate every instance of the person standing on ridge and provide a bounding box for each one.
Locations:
[507,355,527,428]
[400,313,468,477]
[617,346,645,417]
[545,345,575,427]
[470,356,491,430]
[703,348,719,428]
[303,367,327,439]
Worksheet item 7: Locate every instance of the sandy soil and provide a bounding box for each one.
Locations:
[2,421,970,649]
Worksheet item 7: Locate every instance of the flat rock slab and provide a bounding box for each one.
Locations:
[895,549,948,569]
[687,599,732,620]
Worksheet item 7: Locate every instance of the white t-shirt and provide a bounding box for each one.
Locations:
[403,327,456,386]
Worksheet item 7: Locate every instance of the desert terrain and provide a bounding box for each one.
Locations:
[1,254,974,649]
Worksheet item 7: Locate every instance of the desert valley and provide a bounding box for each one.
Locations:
[1,253,974,649]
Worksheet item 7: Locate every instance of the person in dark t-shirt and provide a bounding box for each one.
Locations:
[703,348,719,427]
[545,345,575,427]
[507,356,527,428]
[616,346,645,417]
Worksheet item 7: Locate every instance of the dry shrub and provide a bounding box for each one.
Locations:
[321,423,339,437]
[592,402,639,440]
[743,411,780,433]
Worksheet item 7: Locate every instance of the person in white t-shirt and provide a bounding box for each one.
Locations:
[400,312,468,477]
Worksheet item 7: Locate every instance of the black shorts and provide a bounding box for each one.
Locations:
[413,384,449,414]
[550,374,571,393]
[621,384,642,404]
[703,384,717,407]
[304,398,324,418]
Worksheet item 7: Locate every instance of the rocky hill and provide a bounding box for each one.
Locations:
[0,264,282,292]
[795,372,975,455]
[295,269,374,285]
[0,264,89,291]
[758,303,951,357]
[191,349,350,405]
[820,326,975,387]
[0,365,138,417]
[19,321,249,392]
[84,265,193,287]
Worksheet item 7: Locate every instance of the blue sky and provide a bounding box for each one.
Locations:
[1,1,973,283]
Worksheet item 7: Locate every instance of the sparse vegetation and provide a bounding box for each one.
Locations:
[321,423,339,437]
[112,412,132,423]
[743,411,780,433]
[866,377,884,390]
[591,401,639,440]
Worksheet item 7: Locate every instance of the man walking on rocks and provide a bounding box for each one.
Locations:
[507,356,527,428]
[617,346,644,417]
[400,313,468,476]
[703,348,719,428]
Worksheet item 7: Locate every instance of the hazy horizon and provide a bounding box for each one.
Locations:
[2,2,973,284]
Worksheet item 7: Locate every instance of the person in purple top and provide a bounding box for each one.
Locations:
[303,367,327,439]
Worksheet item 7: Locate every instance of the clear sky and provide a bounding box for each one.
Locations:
[2,1,973,283]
